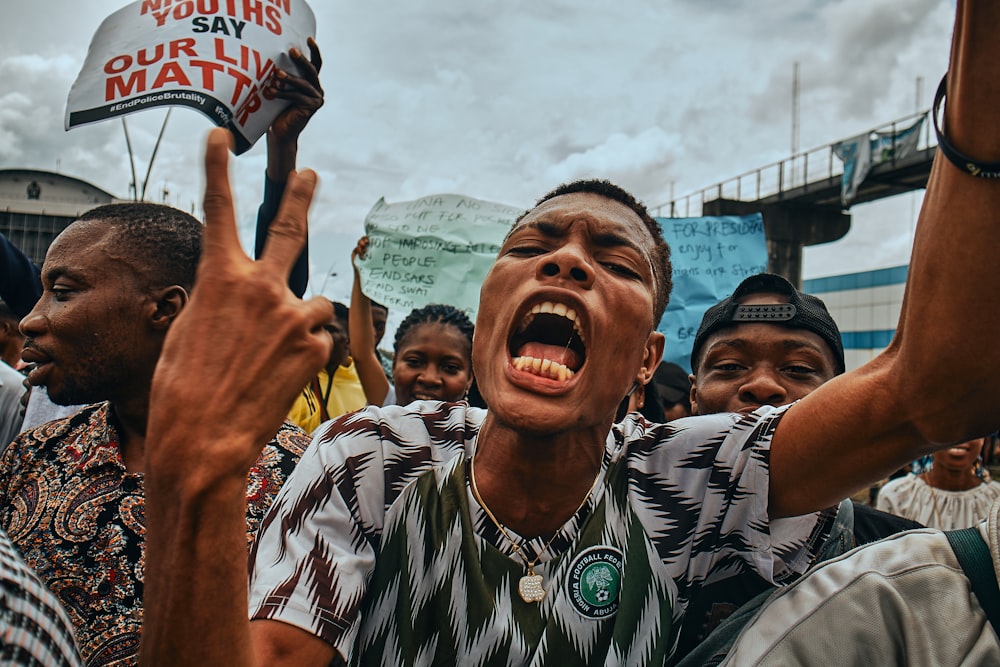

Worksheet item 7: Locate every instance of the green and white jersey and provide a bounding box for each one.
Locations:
[249,402,832,665]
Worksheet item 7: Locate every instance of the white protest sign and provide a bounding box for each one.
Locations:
[65,0,316,154]
[357,194,522,320]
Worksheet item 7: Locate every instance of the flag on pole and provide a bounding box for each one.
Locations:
[833,115,925,207]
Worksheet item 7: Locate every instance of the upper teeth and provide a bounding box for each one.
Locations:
[524,301,583,339]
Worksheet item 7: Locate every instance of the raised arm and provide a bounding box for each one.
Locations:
[254,37,324,297]
[350,236,391,405]
[140,129,334,666]
[770,0,1000,518]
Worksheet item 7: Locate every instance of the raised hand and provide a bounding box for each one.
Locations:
[148,128,332,481]
[352,235,370,267]
[268,37,323,145]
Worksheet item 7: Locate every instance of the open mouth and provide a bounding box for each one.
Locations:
[509,301,586,381]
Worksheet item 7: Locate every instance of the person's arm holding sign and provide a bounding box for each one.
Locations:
[767,1,1000,519]
[254,38,323,297]
[350,236,392,406]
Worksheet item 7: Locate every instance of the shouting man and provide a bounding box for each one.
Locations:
[142,3,1000,664]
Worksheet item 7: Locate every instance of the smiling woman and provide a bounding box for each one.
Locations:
[388,304,474,405]
[350,235,476,408]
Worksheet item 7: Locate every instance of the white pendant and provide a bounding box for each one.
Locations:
[518,572,546,603]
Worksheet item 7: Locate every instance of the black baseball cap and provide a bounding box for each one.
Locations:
[690,273,845,375]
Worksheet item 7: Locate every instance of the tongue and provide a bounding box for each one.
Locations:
[516,342,582,371]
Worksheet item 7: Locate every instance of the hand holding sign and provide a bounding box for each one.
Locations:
[355,194,521,319]
[266,37,323,148]
[66,0,318,154]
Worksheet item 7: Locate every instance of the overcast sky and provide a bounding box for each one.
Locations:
[1,0,954,301]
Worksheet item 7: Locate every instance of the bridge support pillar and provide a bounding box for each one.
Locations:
[701,199,851,288]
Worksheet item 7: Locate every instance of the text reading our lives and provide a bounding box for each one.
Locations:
[103,38,275,125]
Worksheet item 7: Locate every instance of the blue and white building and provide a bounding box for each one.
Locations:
[802,265,908,372]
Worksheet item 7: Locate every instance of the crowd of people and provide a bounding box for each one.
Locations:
[0,2,998,665]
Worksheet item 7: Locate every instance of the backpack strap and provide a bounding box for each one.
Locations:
[946,526,1000,637]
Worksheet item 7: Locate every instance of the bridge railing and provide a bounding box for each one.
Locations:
[654,108,934,218]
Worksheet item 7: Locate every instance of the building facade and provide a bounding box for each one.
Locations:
[803,265,908,372]
[0,169,119,265]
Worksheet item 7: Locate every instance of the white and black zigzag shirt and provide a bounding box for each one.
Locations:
[248,402,833,665]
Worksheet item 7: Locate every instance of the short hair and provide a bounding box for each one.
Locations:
[519,179,672,324]
[393,304,474,357]
[370,300,388,315]
[332,301,350,327]
[76,203,202,291]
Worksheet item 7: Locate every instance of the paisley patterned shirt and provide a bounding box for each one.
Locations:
[0,402,311,666]
[249,402,834,665]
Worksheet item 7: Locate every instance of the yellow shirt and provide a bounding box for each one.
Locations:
[287,360,367,434]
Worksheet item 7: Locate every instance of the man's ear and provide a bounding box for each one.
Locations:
[688,372,699,416]
[635,330,665,386]
[149,285,189,330]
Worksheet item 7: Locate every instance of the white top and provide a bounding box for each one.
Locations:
[876,474,1000,530]
[722,501,1000,667]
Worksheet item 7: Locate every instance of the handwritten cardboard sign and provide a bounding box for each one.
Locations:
[656,213,768,372]
[65,0,316,154]
[357,194,521,319]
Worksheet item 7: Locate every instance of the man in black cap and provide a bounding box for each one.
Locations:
[674,272,922,664]
[688,272,844,416]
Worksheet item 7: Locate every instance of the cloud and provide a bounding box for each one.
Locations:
[1,0,958,285]
[542,127,682,202]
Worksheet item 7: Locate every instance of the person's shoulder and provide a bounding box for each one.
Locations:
[803,524,946,583]
[312,402,484,449]
[619,405,790,452]
[259,420,314,461]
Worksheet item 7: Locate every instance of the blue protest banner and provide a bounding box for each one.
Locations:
[656,214,767,372]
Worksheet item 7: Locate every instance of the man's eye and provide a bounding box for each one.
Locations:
[601,262,640,279]
[508,246,543,256]
[784,365,817,376]
[50,287,73,301]
[713,363,744,373]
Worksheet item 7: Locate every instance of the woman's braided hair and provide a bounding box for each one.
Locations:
[393,304,475,356]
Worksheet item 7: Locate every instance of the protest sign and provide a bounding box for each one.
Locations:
[65,0,316,154]
[357,194,521,320]
[656,213,767,372]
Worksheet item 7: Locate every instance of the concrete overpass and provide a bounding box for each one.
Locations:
[655,110,935,286]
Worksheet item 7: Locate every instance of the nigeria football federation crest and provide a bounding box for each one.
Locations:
[566,545,623,619]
